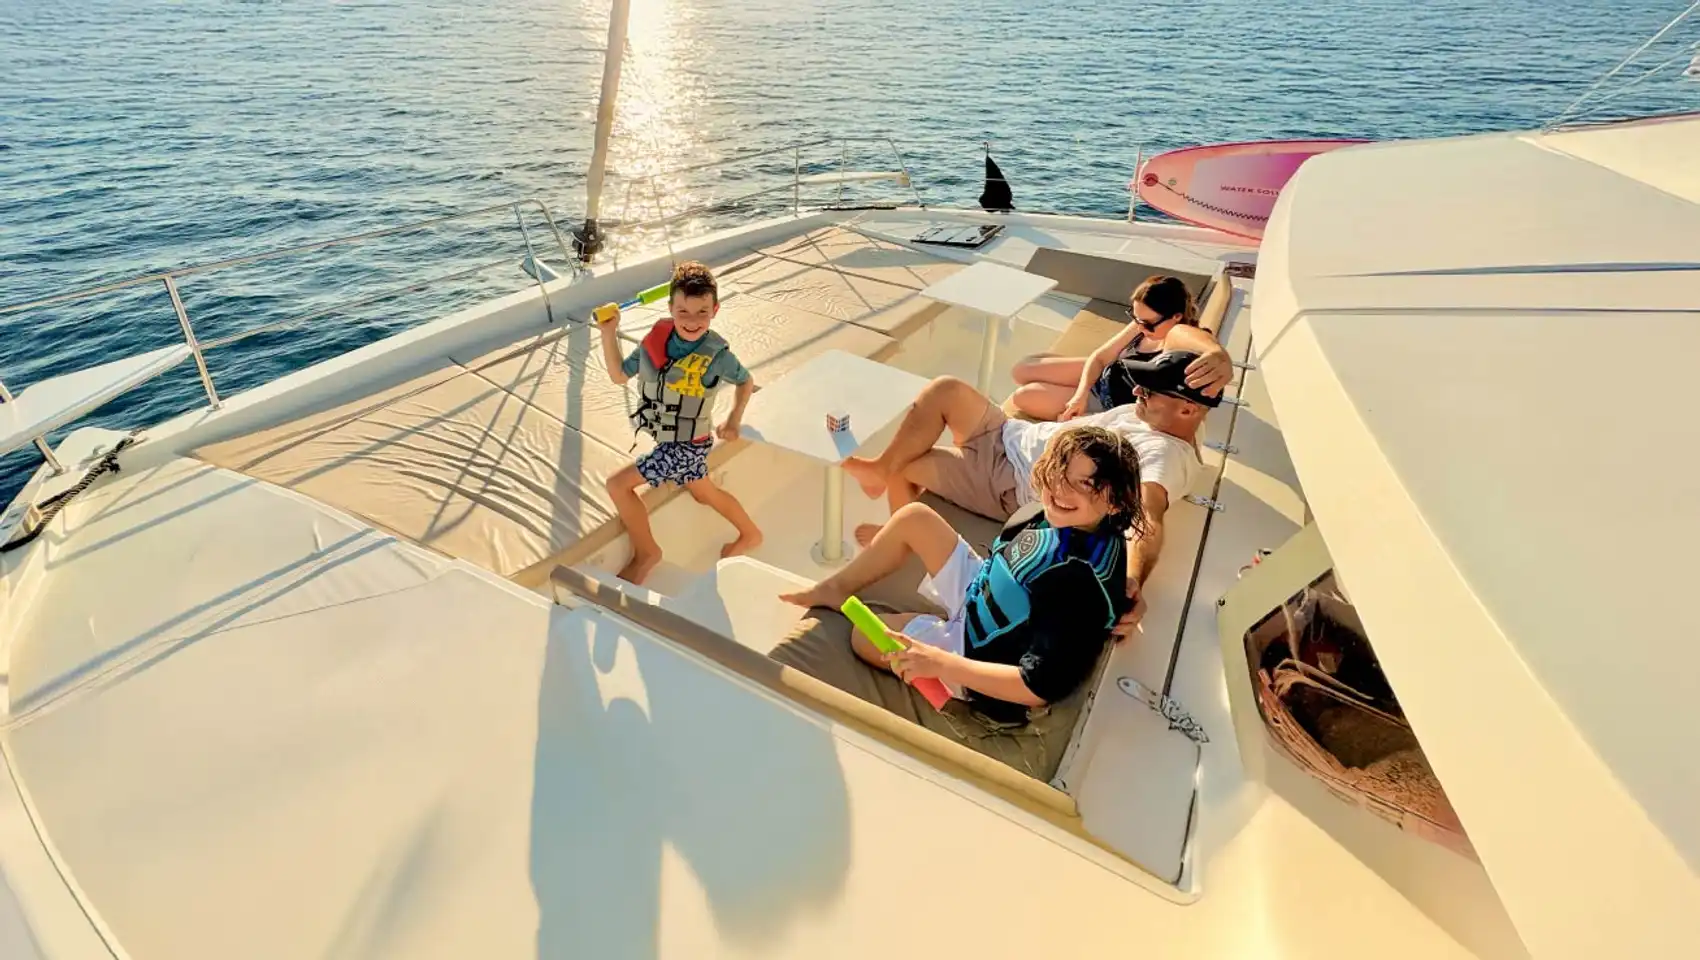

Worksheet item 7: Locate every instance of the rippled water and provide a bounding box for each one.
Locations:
[2,0,1696,498]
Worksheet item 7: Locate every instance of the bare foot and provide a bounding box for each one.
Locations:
[854,522,884,548]
[779,581,850,610]
[617,549,662,586]
[841,456,888,500]
[720,529,763,559]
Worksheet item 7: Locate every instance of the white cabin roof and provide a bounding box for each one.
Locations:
[1252,114,1700,958]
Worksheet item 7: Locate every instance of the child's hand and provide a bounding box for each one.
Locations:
[592,302,621,328]
[716,419,741,442]
[885,639,956,682]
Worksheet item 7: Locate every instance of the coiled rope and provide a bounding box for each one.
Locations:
[1,434,140,554]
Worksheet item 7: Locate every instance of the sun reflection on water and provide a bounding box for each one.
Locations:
[585,0,719,254]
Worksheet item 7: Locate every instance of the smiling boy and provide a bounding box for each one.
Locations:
[597,260,762,585]
[782,426,1142,723]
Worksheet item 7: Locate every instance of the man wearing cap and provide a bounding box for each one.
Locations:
[843,350,1224,639]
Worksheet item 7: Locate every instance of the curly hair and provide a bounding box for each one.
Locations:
[670,260,719,306]
[1029,425,1148,537]
[1131,274,1196,325]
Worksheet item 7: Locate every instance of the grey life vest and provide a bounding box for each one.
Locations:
[631,321,729,443]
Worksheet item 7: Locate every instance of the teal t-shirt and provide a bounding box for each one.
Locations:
[622,331,750,386]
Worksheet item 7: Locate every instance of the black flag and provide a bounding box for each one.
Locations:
[978,149,1014,211]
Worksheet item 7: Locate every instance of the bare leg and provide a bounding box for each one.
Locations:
[780,502,962,609]
[854,522,883,548]
[685,477,764,558]
[1009,382,1076,421]
[1011,354,1086,388]
[607,465,662,585]
[850,611,922,671]
[841,376,994,500]
[885,469,920,514]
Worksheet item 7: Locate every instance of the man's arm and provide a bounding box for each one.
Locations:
[1114,482,1169,641]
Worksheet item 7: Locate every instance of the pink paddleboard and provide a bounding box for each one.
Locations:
[1134,139,1368,240]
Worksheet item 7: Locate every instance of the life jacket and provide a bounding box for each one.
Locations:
[963,515,1122,652]
[958,507,1124,721]
[631,321,729,443]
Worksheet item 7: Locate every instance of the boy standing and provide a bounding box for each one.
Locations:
[597,261,763,585]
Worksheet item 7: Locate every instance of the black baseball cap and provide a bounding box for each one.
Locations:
[1118,351,1222,408]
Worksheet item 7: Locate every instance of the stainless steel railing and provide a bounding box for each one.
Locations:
[608,136,928,264]
[0,196,574,470]
[603,132,1162,240]
[2,134,1151,479]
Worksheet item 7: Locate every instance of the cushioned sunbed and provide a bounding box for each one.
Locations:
[197,228,956,584]
[762,496,1109,785]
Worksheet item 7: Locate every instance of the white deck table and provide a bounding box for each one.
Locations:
[917,260,1058,394]
[738,350,929,564]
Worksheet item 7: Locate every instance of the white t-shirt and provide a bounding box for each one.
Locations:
[1001,405,1202,507]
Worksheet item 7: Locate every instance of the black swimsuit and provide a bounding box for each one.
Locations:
[1091,332,1160,410]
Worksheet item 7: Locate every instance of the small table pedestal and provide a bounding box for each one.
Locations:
[813,467,848,565]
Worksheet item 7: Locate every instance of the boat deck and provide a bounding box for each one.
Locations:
[179,210,1264,870]
[191,226,936,584]
[0,209,1512,958]
[189,218,1234,594]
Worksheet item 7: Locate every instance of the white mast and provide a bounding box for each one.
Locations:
[576,0,632,261]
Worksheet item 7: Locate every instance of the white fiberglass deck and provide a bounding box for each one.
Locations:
[0,456,1477,960]
[0,209,1511,957]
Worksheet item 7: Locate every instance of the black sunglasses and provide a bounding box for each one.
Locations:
[1124,306,1167,332]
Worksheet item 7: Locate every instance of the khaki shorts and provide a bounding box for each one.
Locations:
[912,402,1022,521]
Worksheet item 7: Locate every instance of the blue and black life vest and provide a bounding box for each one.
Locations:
[631,321,730,443]
[959,504,1126,721]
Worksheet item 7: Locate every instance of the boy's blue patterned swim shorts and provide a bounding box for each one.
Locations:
[635,437,712,487]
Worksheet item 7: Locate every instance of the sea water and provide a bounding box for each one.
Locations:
[2,0,1695,499]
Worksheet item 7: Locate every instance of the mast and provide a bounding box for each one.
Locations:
[576,0,632,262]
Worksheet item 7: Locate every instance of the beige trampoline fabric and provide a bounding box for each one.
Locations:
[197,227,954,579]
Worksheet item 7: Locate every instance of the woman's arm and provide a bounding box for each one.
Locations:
[1161,324,1233,395]
[1073,322,1146,405]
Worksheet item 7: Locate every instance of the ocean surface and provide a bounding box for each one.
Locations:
[2,0,1696,500]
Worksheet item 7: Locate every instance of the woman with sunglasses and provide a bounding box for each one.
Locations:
[1009,275,1233,421]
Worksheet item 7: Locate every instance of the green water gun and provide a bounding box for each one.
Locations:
[841,596,952,710]
[593,280,672,325]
